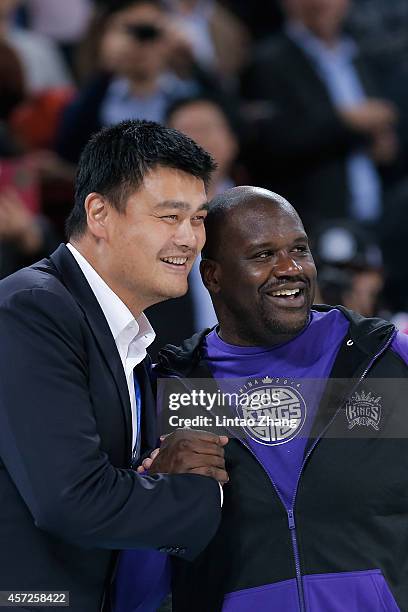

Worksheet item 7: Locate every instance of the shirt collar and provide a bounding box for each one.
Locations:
[66,243,155,350]
[286,20,357,63]
[107,72,194,102]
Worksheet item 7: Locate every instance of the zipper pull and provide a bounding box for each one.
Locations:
[287,509,296,530]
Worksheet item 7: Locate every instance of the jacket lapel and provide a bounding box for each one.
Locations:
[50,244,133,459]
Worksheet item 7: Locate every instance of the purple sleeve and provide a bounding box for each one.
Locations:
[390,331,408,366]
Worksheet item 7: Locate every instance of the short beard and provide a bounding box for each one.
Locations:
[225,308,309,347]
[217,293,312,347]
[243,302,310,346]
[261,306,310,340]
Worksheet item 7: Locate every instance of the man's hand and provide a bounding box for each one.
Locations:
[144,429,229,484]
[339,99,398,135]
[370,128,399,164]
[137,447,160,473]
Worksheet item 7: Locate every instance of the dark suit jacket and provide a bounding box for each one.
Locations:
[241,32,380,228]
[0,244,221,612]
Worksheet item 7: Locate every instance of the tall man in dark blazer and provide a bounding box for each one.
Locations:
[0,119,228,611]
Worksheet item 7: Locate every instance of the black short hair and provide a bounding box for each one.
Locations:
[66,119,216,239]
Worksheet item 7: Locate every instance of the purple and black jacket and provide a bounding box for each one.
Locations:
[155,306,408,612]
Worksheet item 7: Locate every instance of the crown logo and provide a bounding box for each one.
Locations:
[346,388,382,431]
[262,376,273,384]
[352,390,382,404]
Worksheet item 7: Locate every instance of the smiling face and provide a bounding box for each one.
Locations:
[202,198,317,346]
[80,166,208,315]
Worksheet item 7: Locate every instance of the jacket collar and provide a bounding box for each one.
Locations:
[157,305,395,378]
[313,304,395,356]
[157,327,213,378]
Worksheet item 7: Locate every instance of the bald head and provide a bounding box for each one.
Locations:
[202,186,301,260]
[199,185,316,346]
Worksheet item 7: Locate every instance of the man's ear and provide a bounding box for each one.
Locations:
[200,258,221,293]
[84,193,109,239]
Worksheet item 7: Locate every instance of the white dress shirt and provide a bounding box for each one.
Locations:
[66,243,155,450]
[67,244,223,504]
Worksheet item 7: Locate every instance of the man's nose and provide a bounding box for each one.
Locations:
[173,219,197,249]
[273,252,303,276]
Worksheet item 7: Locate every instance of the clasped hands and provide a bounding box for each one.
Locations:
[137,429,229,485]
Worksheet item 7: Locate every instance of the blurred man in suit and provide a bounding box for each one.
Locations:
[242,0,400,229]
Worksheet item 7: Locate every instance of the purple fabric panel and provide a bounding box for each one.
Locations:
[390,331,408,366]
[303,570,400,612]
[222,570,400,612]
[112,549,170,612]
[222,578,299,612]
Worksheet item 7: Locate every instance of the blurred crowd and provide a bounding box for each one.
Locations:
[1,0,408,355]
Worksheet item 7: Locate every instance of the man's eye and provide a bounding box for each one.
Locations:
[255,251,273,259]
[161,215,178,221]
[293,245,309,253]
[191,215,206,224]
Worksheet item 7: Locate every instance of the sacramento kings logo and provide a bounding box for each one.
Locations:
[345,389,382,430]
[236,377,306,446]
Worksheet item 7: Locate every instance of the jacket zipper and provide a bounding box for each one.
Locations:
[158,327,395,609]
[288,331,396,611]
[240,439,306,612]
[240,330,395,612]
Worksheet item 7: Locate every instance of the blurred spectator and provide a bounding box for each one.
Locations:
[347,1,408,174]
[147,94,243,357]
[22,0,92,45]
[346,0,408,77]
[165,0,249,84]
[166,96,239,197]
[313,219,384,317]
[0,0,73,93]
[56,0,206,163]
[347,0,408,172]
[10,87,76,151]
[220,0,283,42]
[381,179,408,314]
[0,37,25,125]
[0,185,57,279]
[22,0,93,69]
[0,40,59,279]
[241,0,401,231]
